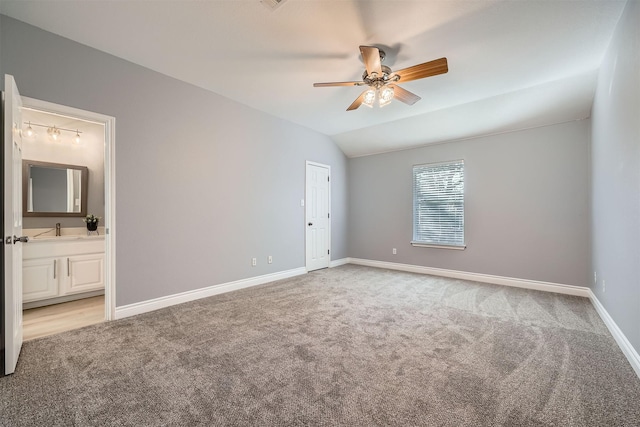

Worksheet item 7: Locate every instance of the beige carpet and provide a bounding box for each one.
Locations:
[1,265,639,426]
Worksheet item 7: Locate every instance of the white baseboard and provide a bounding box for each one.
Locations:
[115,267,306,320]
[347,258,591,297]
[589,291,640,378]
[329,258,349,268]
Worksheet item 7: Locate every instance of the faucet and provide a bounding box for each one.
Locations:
[55,223,61,237]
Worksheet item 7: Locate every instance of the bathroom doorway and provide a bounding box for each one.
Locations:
[20,97,115,340]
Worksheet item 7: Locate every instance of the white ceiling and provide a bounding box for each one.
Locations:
[1,1,626,157]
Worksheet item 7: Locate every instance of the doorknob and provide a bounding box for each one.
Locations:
[13,235,29,244]
[308,222,313,226]
[4,235,25,244]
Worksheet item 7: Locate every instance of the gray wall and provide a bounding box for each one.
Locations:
[349,120,590,287]
[591,0,639,351]
[0,16,348,306]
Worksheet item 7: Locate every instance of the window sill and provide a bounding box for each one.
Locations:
[410,242,467,250]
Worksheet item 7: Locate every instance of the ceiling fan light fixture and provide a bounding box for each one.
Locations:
[379,86,395,107]
[363,89,376,108]
[313,46,447,111]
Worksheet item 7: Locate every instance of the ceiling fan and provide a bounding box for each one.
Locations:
[313,46,448,111]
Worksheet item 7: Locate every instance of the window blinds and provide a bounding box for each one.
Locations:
[412,160,465,247]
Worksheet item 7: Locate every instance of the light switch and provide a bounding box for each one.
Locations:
[300,199,305,207]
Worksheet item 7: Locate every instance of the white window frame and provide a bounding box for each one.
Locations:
[411,160,466,250]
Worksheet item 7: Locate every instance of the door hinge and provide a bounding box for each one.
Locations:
[327,213,330,219]
[327,249,330,255]
[327,176,330,182]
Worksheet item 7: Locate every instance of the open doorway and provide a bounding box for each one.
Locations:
[19,98,115,340]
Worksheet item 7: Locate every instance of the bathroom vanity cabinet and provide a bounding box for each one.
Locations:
[23,236,105,308]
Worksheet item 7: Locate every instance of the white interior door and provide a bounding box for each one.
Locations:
[3,74,24,375]
[305,162,330,271]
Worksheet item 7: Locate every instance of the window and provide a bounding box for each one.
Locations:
[412,160,465,249]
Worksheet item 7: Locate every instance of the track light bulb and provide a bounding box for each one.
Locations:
[74,130,81,144]
[48,126,61,141]
[24,121,34,137]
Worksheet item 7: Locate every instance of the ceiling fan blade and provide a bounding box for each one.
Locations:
[393,57,448,83]
[347,89,370,111]
[360,45,382,76]
[313,81,364,87]
[392,85,421,105]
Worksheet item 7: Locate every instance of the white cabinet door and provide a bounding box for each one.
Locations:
[23,258,58,302]
[65,253,104,294]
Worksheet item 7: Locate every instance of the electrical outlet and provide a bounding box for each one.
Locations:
[392,248,397,255]
[268,255,273,264]
[252,258,257,267]
[602,279,606,293]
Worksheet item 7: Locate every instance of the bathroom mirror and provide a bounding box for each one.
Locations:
[22,160,88,217]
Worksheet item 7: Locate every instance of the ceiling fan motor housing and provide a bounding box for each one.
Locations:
[363,65,397,87]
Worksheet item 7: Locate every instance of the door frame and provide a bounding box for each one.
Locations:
[305,160,331,272]
[22,96,116,321]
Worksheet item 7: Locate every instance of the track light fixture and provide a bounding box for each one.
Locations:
[23,121,82,143]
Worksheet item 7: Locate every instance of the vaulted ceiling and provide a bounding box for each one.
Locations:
[0,1,626,157]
